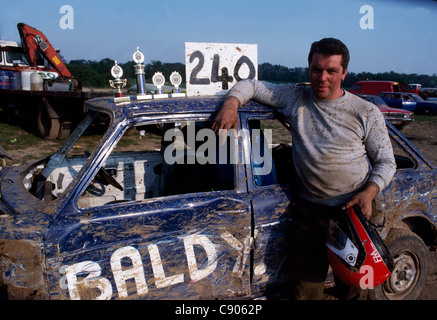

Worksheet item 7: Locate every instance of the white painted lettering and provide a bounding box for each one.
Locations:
[65,261,112,300]
[110,246,148,298]
[220,231,251,277]
[63,230,249,299]
[183,234,217,281]
[369,243,383,263]
[148,244,185,288]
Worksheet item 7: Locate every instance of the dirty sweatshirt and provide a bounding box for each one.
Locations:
[228,80,396,206]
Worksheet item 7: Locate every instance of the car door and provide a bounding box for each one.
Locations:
[240,112,295,298]
[401,94,417,112]
[44,117,253,300]
[385,93,402,109]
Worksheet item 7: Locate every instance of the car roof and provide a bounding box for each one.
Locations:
[356,94,379,97]
[85,95,273,118]
[355,80,398,84]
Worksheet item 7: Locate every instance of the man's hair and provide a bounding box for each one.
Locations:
[308,38,350,72]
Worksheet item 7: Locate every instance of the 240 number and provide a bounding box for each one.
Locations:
[189,50,256,90]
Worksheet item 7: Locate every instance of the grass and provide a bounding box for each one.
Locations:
[0,122,40,149]
[0,121,64,152]
[0,120,63,165]
[412,115,437,124]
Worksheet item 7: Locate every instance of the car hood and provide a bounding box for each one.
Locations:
[377,105,412,114]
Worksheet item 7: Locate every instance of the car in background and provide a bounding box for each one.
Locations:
[356,94,413,130]
[402,84,422,95]
[378,92,437,116]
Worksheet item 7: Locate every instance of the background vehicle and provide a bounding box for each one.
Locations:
[349,80,400,95]
[0,95,436,300]
[0,23,105,140]
[402,83,422,95]
[402,83,437,99]
[356,94,413,130]
[378,92,437,115]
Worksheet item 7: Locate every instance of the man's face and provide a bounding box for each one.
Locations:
[309,53,347,100]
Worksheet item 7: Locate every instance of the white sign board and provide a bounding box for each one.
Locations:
[185,42,257,96]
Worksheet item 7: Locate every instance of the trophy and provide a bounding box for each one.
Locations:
[109,60,127,98]
[152,72,165,95]
[133,47,146,95]
[170,71,182,93]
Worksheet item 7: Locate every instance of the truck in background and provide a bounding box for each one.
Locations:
[0,23,105,140]
[402,83,437,100]
[348,80,400,95]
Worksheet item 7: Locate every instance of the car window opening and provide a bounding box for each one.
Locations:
[76,119,236,208]
[248,119,294,187]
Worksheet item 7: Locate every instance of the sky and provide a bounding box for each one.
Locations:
[2,0,437,75]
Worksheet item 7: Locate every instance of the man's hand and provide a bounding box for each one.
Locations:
[342,182,380,219]
[212,96,240,134]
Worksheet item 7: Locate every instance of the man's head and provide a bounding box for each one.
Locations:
[308,38,350,72]
[308,38,349,100]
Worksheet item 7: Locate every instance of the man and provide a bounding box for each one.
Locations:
[212,38,396,299]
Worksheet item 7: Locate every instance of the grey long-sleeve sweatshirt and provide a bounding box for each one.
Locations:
[228,80,396,206]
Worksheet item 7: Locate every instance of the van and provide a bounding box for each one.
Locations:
[349,81,400,95]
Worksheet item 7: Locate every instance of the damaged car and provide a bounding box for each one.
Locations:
[0,95,436,300]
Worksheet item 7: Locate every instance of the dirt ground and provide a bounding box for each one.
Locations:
[401,116,437,167]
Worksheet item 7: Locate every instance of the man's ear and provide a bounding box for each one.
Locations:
[342,68,348,81]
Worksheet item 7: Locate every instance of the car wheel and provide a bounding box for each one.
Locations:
[421,107,432,116]
[37,102,61,140]
[370,230,429,300]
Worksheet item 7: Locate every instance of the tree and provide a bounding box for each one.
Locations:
[66,58,437,89]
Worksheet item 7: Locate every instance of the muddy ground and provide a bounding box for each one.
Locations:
[401,117,437,167]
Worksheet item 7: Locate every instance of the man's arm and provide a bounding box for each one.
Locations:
[211,96,240,133]
[343,104,396,219]
[212,79,297,134]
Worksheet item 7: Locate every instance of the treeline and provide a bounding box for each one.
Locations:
[66,58,437,89]
[67,59,185,88]
[258,63,437,88]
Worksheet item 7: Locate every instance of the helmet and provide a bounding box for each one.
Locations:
[326,205,394,289]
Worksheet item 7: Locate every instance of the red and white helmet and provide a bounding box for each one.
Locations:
[326,205,394,289]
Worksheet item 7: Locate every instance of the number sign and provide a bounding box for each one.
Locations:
[185,42,257,96]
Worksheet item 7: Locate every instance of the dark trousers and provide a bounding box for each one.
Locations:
[290,197,371,300]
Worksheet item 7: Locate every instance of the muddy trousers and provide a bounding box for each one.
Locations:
[290,198,370,300]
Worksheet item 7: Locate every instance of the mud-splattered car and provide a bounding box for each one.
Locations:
[0,95,436,300]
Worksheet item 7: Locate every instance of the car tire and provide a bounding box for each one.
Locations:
[370,229,429,300]
[421,107,432,116]
[36,101,61,140]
